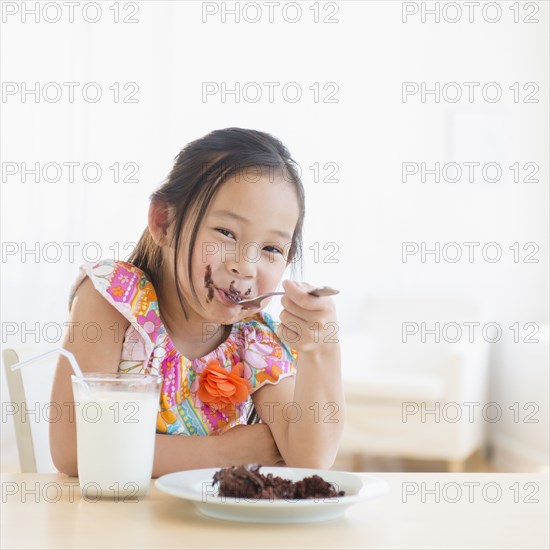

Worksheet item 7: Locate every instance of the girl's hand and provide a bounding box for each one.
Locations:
[276,280,339,355]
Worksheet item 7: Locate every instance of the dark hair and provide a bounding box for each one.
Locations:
[127,127,306,320]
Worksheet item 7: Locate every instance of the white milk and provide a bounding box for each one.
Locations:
[74,391,159,498]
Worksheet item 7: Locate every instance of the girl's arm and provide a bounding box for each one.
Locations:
[49,278,282,477]
[251,280,346,469]
[151,423,282,477]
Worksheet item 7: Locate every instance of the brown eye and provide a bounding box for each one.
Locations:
[264,246,282,255]
[216,228,235,239]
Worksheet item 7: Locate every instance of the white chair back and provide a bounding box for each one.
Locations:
[2,348,57,473]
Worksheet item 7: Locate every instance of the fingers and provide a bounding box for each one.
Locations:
[278,280,338,353]
[281,280,325,312]
[281,280,336,323]
[280,294,310,322]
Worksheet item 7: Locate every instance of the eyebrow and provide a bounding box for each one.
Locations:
[211,209,292,241]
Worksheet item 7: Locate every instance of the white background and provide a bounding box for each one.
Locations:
[1,1,548,470]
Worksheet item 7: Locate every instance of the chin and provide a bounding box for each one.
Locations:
[206,305,241,324]
[219,308,257,325]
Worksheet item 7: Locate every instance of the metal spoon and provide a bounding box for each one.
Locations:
[231,286,339,309]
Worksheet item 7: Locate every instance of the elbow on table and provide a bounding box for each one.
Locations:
[50,433,78,477]
[52,453,78,478]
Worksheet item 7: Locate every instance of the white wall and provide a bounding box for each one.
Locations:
[1,1,548,470]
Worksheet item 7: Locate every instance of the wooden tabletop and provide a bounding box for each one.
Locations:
[1,472,548,549]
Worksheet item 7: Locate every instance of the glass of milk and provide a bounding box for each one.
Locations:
[71,372,163,500]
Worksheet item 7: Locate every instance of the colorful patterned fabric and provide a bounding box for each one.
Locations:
[69,259,298,435]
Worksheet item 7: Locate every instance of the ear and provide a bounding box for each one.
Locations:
[148,200,171,246]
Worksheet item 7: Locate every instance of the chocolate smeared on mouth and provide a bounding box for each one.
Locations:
[204,265,214,302]
[228,281,240,300]
[204,271,254,307]
[239,288,252,310]
[225,282,253,305]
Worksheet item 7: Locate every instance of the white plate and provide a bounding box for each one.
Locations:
[155,467,389,523]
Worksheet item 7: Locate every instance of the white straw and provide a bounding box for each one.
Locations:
[10,347,84,378]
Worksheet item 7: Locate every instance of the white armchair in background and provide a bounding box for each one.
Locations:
[338,296,491,472]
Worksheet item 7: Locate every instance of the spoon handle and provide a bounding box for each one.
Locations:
[239,286,340,309]
[308,286,340,297]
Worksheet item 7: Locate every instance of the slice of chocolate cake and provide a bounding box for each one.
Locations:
[212,464,345,500]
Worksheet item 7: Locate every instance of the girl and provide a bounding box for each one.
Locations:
[50,128,345,477]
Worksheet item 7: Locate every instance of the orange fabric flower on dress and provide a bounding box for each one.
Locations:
[197,359,252,414]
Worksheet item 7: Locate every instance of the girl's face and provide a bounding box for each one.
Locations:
[178,171,300,325]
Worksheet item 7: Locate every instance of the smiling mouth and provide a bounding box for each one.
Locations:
[215,288,239,306]
[204,265,252,306]
[225,281,252,303]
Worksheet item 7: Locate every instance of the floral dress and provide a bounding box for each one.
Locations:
[69,259,298,436]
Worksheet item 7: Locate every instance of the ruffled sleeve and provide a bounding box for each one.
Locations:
[237,311,298,393]
[68,258,160,371]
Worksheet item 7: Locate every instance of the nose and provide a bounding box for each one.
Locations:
[226,253,256,279]
[229,263,255,278]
